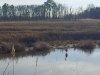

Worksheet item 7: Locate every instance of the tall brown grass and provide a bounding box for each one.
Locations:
[0,20,100,53]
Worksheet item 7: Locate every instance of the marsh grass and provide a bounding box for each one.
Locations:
[0,20,100,53]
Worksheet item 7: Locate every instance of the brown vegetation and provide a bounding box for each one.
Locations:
[0,19,100,53]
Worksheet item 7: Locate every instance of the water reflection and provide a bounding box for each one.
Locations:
[0,47,100,75]
[75,47,95,55]
[34,56,38,75]
[65,49,68,61]
[2,48,15,75]
[0,49,50,60]
[75,44,96,55]
[3,61,10,75]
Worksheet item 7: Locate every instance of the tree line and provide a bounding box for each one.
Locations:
[0,0,100,21]
[77,4,100,19]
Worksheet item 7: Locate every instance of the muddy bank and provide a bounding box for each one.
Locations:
[0,41,51,54]
[0,39,99,54]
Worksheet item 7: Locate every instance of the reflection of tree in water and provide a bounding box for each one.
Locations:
[1,49,51,75]
[10,44,16,75]
[3,62,10,75]
[75,45,95,55]
[79,49,95,54]
[0,48,51,74]
[2,44,16,75]
[0,49,51,60]
[34,56,38,75]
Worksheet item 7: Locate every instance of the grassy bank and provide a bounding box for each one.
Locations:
[0,19,100,53]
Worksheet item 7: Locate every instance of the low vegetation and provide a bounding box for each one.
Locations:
[0,19,100,53]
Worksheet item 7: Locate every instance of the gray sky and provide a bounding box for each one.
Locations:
[0,0,100,8]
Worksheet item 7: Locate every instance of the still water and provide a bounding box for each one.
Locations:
[0,47,100,75]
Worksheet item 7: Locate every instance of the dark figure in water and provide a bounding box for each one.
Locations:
[65,49,68,61]
[65,49,68,52]
[65,53,68,61]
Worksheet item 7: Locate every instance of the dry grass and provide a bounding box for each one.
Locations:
[0,19,100,53]
[0,20,100,40]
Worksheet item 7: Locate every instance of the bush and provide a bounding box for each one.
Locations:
[0,42,11,53]
[20,36,38,46]
[33,42,51,51]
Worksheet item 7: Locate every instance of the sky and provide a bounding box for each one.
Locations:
[0,0,100,9]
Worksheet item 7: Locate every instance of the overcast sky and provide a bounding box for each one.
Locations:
[0,0,100,8]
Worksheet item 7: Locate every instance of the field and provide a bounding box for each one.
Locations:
[0,19,100,53]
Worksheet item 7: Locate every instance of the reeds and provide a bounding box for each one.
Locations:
[0,20,100,53]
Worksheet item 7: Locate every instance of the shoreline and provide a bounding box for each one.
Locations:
[0,20,100,53]
[0,40,99,54]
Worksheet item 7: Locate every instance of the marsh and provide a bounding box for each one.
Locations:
[0,20,100,75]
